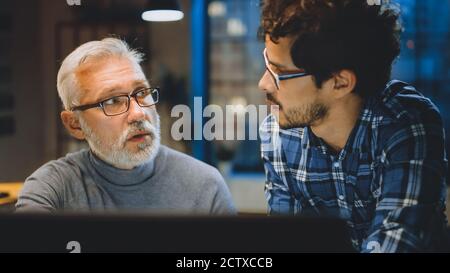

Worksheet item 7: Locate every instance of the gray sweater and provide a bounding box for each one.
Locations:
[15,145,236,215]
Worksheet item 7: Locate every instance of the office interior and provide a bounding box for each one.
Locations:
[0,0,449,220]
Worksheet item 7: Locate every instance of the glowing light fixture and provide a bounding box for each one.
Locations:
[141,0,184,22]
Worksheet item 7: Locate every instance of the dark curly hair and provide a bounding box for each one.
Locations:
[259,0,403,98]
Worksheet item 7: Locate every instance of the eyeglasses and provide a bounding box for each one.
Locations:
[263,48,310,89]
[71,87,159,116]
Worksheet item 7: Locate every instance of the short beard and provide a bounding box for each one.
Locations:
[78,114,161,169]
[281,103,329,129]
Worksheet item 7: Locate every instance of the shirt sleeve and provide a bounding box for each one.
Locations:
[361,120,448,252]
[15,164,63,213]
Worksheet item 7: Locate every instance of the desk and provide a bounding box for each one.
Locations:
[0,182,23,206]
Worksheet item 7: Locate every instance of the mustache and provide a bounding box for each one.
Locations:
[126,120,157,137]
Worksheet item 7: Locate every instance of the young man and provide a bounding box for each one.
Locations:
[258,0,448,252]
[16,38,236,215]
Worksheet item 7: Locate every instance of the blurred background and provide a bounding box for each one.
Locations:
[0,0,449,215]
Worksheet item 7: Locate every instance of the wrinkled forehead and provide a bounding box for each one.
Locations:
[75,55,148,103]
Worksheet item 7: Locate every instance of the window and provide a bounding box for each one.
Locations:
[208,0,265,174]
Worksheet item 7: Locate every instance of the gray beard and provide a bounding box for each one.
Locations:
[79,115,161,169]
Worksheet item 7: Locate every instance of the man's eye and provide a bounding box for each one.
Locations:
[103,97,121,105]
[135,88,149,97]
[269,65,280,73]
[279,68,306,75]
[277,69,290,75]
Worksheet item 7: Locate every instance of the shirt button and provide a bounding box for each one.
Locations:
[338,195,345,200]
[373,189,381,198]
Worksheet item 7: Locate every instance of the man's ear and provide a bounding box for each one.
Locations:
[332,70,357,99]
[61,111,85,140]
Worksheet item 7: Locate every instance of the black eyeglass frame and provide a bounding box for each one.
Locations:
[71,87,160,116]
[263,48,310,89]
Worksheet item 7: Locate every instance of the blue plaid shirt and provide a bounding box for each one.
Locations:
[260,80,448,252]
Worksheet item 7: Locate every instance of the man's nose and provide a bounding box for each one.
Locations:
[127,98,146,123]
[258,70,276,94]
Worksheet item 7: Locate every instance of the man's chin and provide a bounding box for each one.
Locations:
[91,142,158,170]
[277,113,295,129]
[112,148,155,169]
[125,137,154,153]
[278,115,309,129]
[125,138,160,165]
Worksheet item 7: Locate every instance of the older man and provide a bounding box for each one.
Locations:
[16,38,236,214]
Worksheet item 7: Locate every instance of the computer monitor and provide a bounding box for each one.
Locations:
[0,213,355,253]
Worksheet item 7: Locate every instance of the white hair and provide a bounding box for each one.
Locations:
[56,37,145,110]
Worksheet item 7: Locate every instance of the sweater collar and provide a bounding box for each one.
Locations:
[88,149,156,186]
